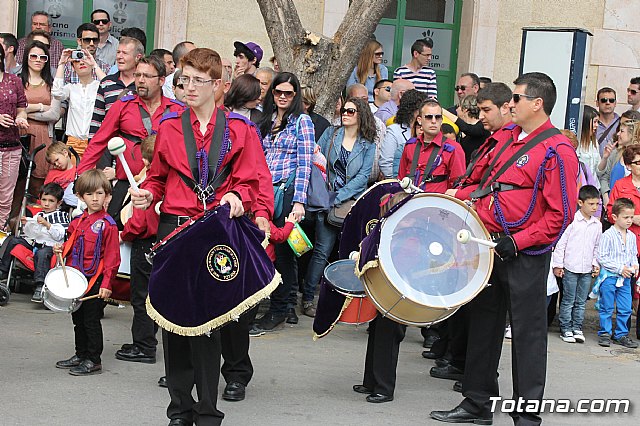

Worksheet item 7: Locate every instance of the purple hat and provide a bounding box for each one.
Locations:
[234,41,263,63]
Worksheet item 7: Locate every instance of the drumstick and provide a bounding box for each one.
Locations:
[108,137,139,194]
[456,229,497,248]
[56,252,70,288]
[400,177,423,193]
[78,294,101,302]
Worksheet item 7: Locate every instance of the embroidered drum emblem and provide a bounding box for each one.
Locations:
[207,245,239,281]
[365,219,378,235]
[516,154,529,167]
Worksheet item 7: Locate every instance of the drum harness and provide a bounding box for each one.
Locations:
[409,135,448,188]
[469,128,573,255]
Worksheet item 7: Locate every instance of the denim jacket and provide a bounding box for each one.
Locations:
[317,126,375,205]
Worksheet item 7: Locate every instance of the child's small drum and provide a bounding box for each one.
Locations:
[42,265,88,313]
[287,223,313,257]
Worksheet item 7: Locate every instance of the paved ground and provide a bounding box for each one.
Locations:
[0,293,638,426]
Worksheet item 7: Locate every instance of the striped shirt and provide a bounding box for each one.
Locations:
[597,226,639,275]
[22,209,70,247]
[262,114,315,204]
[393,65,438,99]
[89,72,136,138]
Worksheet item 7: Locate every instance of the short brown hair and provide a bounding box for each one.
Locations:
[612,197,635,216]
[45,141,70,162]
[181,48,221,80]
[141,134,156,164]
[75,169,112,195]
[622,144,640,165]
[137,55,166,78]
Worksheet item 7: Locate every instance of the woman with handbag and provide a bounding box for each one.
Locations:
[301,97,376,316]
[255,72,315,331]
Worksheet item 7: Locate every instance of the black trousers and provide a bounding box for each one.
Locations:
[447,305,469,370]
[130,237,157,354]
[460,252,550,425]
[269,184,297,316]
[220,306,258,386]
[71,281,105,364]
[157,221,224,425]
[363,314,407,396]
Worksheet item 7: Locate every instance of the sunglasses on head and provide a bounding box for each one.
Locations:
[273,89,295,98]
[628,88,639,96]
[512,93,537,103]
[92,19,110,25]
[28,53,48,62]
[341,107,358,116]
[600,97,616,104]
[422,114,442,121]
[81,37,99,44]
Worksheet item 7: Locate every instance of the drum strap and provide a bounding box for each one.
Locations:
[454,137,500,188]
[470,128,560,199]
[119,105,170,146]
[409,135,446,187]
[61,218,104,294]
[179,109,231,204]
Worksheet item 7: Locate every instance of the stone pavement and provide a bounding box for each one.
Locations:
[0,293,637,426]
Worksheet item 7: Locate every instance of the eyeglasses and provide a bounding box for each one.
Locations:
[374,52,384,57]
[599,97,616,104]
[454,85,467,92]
[419,51,433,59]
[81,37,99,45]
[177,76,214,86]
[28,53,48,62]
[630,160,640,166]
[422,114,443,121]
[512,93,538,103]
[134,72,160,79]
[341,107,358,116]
[273,89,295,99]
[31,22,48,28]
[628,88,638,96]
[92,19,110,25]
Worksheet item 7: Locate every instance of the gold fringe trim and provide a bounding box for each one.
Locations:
[313,295,353,341]
[354,258,379,279]
[146,271,281,336]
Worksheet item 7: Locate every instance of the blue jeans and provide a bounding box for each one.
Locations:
[558,270,591,333]
[598,275,632,339]
[303,211,339,303]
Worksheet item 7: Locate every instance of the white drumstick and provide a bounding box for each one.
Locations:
[456,229,497,248]
[108,137,139,193]
[400,177,423,193]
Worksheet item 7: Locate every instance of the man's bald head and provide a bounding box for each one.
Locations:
[390,79,415,104]
[346,83,368,101]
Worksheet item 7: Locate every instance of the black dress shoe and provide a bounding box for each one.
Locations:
[285,307,299,324]
[56,355,83,369]
[352,384,373,394]
[222,382,246,401]
[453,381,462,393]
[423,334,439,348]
[257,313,286,331]
[158,376,167,388]
[430,406,492,425]
[430,365,464,381]
[366,393,393,403]
[115,346,156,363]
[168,419,192,426]
[435,358,450,368]
[69,359,102,376]
[422,349,445,359]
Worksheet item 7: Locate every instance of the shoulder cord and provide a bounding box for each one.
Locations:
[492,144,571,255]
[71,224,104,277]
[195,115,231,205]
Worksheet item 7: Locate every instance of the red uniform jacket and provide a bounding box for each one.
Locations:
[142,108,266,217]
[78,95,186,180]
[607,175,640,255]
[64,210,120,290]
[454,119,579,250]
[397,132,466,193]
[121,200,160,241]
[265,221,295,262]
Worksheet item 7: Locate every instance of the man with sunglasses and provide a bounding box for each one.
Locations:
[91,9,119,67]
[596,87,619,155]
[63,23,111,85]
[16,11,64,68]
[448,73,480,114]
[431,72,578,426]
[627,77,640,112]
[370,79,392,113]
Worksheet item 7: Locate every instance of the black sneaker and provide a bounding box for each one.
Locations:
[285,307,299,324]
[612,335,639,349]
[257,313,285,331]
[598,333,611,347]
[31,284,44,303]
[248,324,265,337]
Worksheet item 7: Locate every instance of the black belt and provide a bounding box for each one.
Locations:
[0,141,20,149]
[159,213,191,226]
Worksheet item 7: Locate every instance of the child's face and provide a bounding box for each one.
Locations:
[79,189,107,214]
[578,197,599,218]
[613,207,635,230]
[48,152,71,170]
[40,194,62,213]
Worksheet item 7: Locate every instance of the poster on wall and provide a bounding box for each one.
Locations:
[25,0,83,43]
[401,27,453,71]
[92,0,149,38]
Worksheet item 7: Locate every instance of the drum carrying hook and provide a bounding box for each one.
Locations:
[381,295,406,318]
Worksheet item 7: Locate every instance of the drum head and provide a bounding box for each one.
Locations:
[378,193,492,308]
[44,266,88,299]
[324,259,365,296]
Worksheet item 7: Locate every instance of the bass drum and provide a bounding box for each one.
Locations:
[357,193,493,326]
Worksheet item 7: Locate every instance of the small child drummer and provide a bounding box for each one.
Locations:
[53,169,120,376]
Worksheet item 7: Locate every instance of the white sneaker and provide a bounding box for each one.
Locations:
[573,330,585,343]
[505,325,512,339]
[561,331,576,343]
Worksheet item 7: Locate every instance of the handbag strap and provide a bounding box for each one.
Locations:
[597,116,619,145]
[327,127,339,191]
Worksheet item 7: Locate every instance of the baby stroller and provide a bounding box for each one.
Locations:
[0,140,46,306]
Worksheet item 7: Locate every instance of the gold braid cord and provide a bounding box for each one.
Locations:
[313,296,354,341]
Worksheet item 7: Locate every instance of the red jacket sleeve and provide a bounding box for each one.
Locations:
[78,100,125,174]
[397,143,412,180]
[447,141,467,189]
[269,221,295,245]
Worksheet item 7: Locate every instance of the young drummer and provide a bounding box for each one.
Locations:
[54,169,120,376]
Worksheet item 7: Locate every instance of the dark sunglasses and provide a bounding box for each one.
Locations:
[630,160,640,166]
[81,37,99,44]
[384,86,392,92]
[628,88,638,95]
[273,89,295,98]
[422,114,442,121]
[512,93,537,103]
[92,19,110,25]
[454,85,466,91]
[341,107,358,116]
[374,52,384,57]
[599,97,616,104]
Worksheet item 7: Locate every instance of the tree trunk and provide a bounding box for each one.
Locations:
[256,0,394,118]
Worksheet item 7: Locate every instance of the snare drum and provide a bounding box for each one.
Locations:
[356,193,493,326]
[42,265,88,313]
